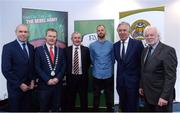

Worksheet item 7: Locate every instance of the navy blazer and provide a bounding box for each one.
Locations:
[114,38,144,89]
[1,40,35,91]
[35,44,66,89]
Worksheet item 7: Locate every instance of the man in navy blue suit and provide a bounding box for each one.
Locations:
[1,24,35,111]
[35,28,66,112]
[114,22,144,112]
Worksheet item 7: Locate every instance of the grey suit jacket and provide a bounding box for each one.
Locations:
[140,42,177,105]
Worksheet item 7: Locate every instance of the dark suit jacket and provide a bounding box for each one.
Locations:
[65,45,91,77]
[1,40,35,92]
[35,44,66,89]
[114,38,144,89]
[140,42,177,105]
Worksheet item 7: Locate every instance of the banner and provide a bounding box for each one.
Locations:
[114,6,165,104]
[22,8,68,48]
[74,19,114,47]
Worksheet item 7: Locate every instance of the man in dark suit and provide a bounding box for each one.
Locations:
[35,28,66,112]
[1,24,35,111]
[114,22,144,112]
[139,26,177,112]
[65,32,91,111]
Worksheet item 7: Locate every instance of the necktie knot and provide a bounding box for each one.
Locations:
[149,46,152,50]
[75,47,79,50]
[22,43,26,46]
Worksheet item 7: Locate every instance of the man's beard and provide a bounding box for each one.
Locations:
[98,33,105,39]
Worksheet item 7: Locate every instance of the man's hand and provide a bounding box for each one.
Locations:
[20,83,30,92]
[158,98,168,106]
[47,79,54,85]
[139,88,144,96]
[52,78,59,85]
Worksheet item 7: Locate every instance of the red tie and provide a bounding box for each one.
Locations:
[50,47,54,64]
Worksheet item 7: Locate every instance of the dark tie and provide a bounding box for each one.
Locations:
[50,46,54,64]
[121,41,125,61]
[144,46,152,65]
[74,47,79,75]
[22,43,28,58]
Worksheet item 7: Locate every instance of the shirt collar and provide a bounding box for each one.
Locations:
[148,41,159,50]
[120,37,129,44]
[17,39,27,45]
[46,43,55,49]
[73,45,80,50]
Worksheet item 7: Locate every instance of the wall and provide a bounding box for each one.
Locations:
[0,0,179,102]
[165,0,180,101]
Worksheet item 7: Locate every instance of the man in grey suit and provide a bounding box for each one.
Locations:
[139,26,178,112]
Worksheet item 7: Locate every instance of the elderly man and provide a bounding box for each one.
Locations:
[139,26,178,112]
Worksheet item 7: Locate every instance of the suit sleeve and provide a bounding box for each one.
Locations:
[56,48,66,81]
[1,45,22,88]
[160,48,177,100]
[87,48,91,68]
[35,48,50,83]
[89,44,94,65]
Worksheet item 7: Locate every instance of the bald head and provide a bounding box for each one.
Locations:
[15,24,29,42]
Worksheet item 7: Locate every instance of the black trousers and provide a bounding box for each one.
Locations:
[7,87,33,112]
[144,98,173,112]
[92,76,113,112]
[67,74,88,111]
[38,84,61,112]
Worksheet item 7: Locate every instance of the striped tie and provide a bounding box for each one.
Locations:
[74,47,79,75]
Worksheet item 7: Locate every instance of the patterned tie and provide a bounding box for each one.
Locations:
[121,41,125,61]
[50,46,54,64]
[74,47,79,75]
[22,43,28,58]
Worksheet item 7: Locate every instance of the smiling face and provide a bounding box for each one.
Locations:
[71,32,81,46]
[16,24,29,42]
[144,26,159,46]
[117,24,130,42]
[45,30,57,46]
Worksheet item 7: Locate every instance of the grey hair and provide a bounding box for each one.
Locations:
[117,22,130,32]
[71,32,81,38]
[15,24,28,33]
[143,26,160,39]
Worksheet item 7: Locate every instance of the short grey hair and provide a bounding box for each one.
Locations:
[143,26,160,38]
[71,32,81,38]
[117,22,130,32]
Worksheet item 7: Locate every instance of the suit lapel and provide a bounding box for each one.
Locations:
[124,38,133,63]
[115,41,121,61]
[143,42,162,68]
[148,42,162,62]
[80,45,84,63]
[44,44,54,66]
[141,47,148,69]
[27,43,33,61]
[70,46,73,62]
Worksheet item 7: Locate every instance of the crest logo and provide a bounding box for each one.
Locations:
[130,19,150,40]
